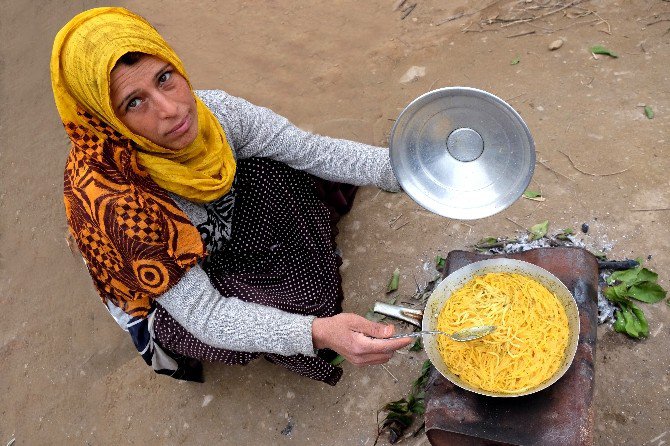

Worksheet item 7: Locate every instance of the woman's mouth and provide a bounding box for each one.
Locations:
[167,114,191,137]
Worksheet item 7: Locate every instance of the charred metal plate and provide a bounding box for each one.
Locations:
[425,247,598,446]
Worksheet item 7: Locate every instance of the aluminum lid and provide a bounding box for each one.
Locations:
[390,87,535,220]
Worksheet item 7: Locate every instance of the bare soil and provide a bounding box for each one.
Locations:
[1,0,668,445]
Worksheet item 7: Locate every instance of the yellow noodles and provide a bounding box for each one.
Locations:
[436,272,569,394]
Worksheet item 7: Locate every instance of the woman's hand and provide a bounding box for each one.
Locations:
[312,313,414,366]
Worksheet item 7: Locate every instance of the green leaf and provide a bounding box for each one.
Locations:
[644,105,654,119]
[412,360,432,393]
[409,398,425,415]
[630,303,649,337]
[590,250,607,260]
[590,45,618,58]
[613,309,626,333]
[383,411,413,428]
[387,268,400,293]
[384,399,409,413]
[556,228,574,241]
[636,268,658,283]
[330,354,345,366]
[529,220,549,241]
[435,255,446,270]
[523,190,541,198]
[629,281,667,303]
[604,284,629,303]
[620,305,641,338]
[478,237,498,246]
[607,268,641,286]
[511,56,520,65]
[409,337,423,352]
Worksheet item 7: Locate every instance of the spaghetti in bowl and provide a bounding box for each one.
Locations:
[422,258,580,397]
[435,272,570,394]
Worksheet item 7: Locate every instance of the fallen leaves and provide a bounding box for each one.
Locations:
[644,105,654,119]
[387,268,400,293]
[605,263,668,339]
[590,44,618,58]
[529,220,549,241]
[523,189,546,202]
[377,360,431,444]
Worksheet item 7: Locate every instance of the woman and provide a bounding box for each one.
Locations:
[51,7,411,386]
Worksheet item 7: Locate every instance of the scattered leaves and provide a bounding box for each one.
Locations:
[529,220,549,241]
[378,360,432,443]
[387,268,400,293]
[556,228,574,241]
[511,56,520,65]
[644,105,654,119]
[523,189,546,202]
[605,263,667,338]
[330,354,346,366]
[590,45,618,58]
[590,250,607,260]
[473,237,521,252]
[409,337,423,352]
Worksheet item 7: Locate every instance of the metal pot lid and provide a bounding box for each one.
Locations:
[390,87,535,220]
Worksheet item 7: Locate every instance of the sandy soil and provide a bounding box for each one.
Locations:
[1,0,669,444]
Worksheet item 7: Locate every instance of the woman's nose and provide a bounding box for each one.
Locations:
[154,93,178,118]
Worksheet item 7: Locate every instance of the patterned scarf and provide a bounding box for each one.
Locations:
[51,7,233,317]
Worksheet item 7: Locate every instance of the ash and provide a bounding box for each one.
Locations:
[481,233,617,324]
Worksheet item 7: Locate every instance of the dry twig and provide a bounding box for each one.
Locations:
[382,364,399,382]
[437,0,501,26]
[507,30,536,37]
[647,18,670,26]
[559,150,629,176]
[436,12,465,25]
[395,221,410,230]
[401,3,417,20]
[389,214,403,227]
[536,157,573,181]
[392,0,407,11]
[630,208,670,212]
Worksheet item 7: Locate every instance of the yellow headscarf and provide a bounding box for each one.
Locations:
[51,7,236,203]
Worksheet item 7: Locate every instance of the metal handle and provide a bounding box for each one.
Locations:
[373,302,423,327]
[388,330,445,339]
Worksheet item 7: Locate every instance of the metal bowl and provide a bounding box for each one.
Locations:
[422,259,580,398]
[389,87,535,220]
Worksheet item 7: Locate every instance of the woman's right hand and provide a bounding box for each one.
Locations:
[312,313,413,366]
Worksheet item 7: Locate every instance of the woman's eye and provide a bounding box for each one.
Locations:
[127,98,141,109]
[159,71,172,84]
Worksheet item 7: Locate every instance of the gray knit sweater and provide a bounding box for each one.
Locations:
[155,90,399,357]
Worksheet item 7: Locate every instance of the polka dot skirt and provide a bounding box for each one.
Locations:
[153,158,358,386]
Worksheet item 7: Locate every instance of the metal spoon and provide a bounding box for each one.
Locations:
[388,325,496,342]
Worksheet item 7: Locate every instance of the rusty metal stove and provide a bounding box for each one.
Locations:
[425,247,598,446]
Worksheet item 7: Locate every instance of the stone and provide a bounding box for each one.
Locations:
[549,39,564,50]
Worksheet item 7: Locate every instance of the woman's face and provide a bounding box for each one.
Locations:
[110,54,198,150]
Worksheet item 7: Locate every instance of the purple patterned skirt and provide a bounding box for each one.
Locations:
[153,158,357,385]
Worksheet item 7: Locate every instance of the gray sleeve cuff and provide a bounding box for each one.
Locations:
[156,265,316,357]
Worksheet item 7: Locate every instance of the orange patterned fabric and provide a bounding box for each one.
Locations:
[63,109,205,317]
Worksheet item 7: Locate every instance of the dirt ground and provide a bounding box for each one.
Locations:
[1,0,669,444]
